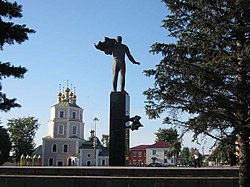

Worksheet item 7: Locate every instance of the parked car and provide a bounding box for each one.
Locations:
[146,163,165,167]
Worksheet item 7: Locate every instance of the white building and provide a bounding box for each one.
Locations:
[146,141,176,166]
[42,86,84,166]
[42,84,109,166]
[79,130,109,166]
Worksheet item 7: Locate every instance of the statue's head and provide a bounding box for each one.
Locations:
[116,36,122,43]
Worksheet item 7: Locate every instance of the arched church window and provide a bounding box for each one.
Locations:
[68,158,72,166]
[87,161,91,166]
[52,144,57,153]
[63,144,68,152]
[49,158,53,166]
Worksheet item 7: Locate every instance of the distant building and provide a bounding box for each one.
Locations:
[130,145,149,166]
[146,141,173,165]
[79,130,109,166]
[130,140,176,166]
[42,84,109,166]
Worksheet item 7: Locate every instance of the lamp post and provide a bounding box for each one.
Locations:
[93,117,99,166]
[164,140,166,165]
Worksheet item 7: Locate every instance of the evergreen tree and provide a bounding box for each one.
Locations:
[0,0,35,112]
[7,117,39,162]
[144,1,249,186]
[0,124,11,165]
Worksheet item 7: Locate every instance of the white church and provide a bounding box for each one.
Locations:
[42,84,109,166]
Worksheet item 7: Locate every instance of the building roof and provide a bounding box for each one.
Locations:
[147,140,170,148]
[54,101,81,108]
[98,147,109,156]
[79,141,95,149]
[79,137,109,156]
[130,145,150,150]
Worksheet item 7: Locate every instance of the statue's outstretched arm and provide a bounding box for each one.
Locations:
[125,46,140,65]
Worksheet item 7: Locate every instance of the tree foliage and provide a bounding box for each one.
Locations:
[180,147,190,165]
[7,117,39,162]
[155,128,182,157]
[101,134,110,148]
[0,0,35,112]
[144,1,249,186]
[0,124,11,165]
[209,132,237,166]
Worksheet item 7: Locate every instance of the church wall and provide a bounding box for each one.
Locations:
[42,138,80,166]
[79,149,95,166]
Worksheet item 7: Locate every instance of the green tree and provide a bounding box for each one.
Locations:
[0,124,11,165]
[155,128,182,158]
[144,1,249,186]
[180,147,190,166]
[101,134,110,148]
[189,147,196,165]
[7,117,39,162]
[210,133,237,166]
[0,0,35,112]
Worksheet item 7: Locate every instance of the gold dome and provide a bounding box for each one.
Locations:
[61,94,65,99]
[65,87,70,93]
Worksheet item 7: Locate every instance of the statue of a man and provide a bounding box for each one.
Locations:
[95,36,140,92]
[110,36,140,92]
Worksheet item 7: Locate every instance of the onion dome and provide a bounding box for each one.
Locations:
[65,87,70,93]
[61,94,65,100]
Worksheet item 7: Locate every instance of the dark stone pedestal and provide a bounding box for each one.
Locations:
[0,167,239,187]
[109,92,130,166]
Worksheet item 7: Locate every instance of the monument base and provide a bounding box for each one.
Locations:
[109,92,130,166]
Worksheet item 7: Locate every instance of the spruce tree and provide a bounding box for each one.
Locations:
[144,1,250,186]
[0,0,35,112]
[0,124,11,165]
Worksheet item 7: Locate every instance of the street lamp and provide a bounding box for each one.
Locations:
[93,117,99,166]
[164,139,166,165]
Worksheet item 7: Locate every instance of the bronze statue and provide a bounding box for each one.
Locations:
[95,36,140,92]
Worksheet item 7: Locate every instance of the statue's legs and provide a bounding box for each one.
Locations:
[113,60,126,92]
[120,75,125,92]
[120,63,126,92]
[113,61,119,92]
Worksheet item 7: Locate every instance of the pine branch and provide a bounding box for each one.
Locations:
[0,62,27,79]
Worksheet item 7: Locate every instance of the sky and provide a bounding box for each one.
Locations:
[1,0,214,154]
